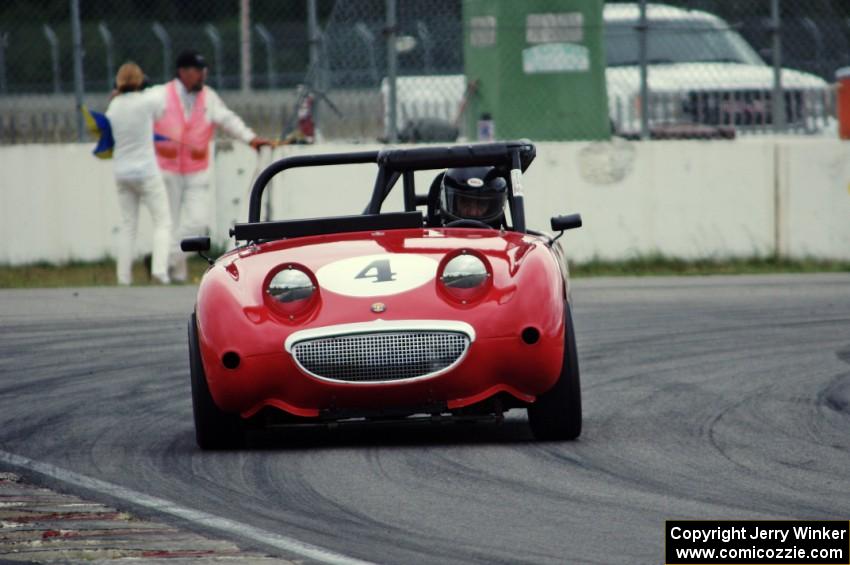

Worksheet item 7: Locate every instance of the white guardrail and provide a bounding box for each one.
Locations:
[0,138,849,265]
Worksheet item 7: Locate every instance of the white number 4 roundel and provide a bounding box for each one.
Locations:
[316,254,439,297]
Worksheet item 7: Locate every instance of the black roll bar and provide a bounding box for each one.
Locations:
[248,151,379,223]
[376,140,535,171]
[246,141,536,230]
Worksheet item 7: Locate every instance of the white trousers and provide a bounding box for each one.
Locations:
[115,174,172,285]
[163,170,211,282]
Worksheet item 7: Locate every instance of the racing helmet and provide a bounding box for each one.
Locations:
[439,166,508,226]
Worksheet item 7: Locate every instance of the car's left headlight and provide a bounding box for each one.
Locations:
[438,251,492,304]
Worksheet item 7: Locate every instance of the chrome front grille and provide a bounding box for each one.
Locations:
[683,89,805,127]
[291,331,470,383]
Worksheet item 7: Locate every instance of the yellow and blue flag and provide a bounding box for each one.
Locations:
[81,105,171,160]
[81,105,114,159]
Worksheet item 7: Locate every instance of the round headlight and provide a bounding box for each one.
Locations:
[441,254,488,288]
[266,265,318,319]
[268,268,315,303]
[439,252,491,303]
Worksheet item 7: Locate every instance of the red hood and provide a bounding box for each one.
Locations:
[222,227,539,275]
[198,227,565,343]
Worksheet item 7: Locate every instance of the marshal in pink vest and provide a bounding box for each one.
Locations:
[154,81,216,174]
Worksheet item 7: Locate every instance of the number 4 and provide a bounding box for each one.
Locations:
[355,259,396,283]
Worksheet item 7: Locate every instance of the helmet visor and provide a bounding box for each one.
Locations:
[443,186,507,224]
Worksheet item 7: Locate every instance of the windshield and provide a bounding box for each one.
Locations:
[605,18,765,67]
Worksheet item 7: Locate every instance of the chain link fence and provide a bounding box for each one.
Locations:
[0,0,848,144]
[605,0,845,137]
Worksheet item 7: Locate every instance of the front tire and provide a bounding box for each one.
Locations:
[527,303,582,440]
[188,313,245,450]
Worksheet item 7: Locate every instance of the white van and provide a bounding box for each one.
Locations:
[384,3,833,139]
[604,3,831,135]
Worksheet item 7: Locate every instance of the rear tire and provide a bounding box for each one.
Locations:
[188,313,245,450]
[527,303,582,440]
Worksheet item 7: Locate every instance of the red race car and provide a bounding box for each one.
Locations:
[182,141,583,449]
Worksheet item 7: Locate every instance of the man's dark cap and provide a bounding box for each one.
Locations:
[176,50,207,69]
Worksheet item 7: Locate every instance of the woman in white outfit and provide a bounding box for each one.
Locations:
[106,62,172,285]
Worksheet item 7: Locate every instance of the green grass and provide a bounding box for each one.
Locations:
[570,254,850,277]
[0,257,211,288]
[1,254,848,289]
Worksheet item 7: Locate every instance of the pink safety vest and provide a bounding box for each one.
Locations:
[154,81,215,174]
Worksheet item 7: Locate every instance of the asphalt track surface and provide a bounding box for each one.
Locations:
[1,274,849,564]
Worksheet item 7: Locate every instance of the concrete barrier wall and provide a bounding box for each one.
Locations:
[780,140,850,260]
[1,138,849,265]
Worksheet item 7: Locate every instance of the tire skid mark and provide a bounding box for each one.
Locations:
[836,346,850,366]
[704,377,850,513]
[819,371,850,415]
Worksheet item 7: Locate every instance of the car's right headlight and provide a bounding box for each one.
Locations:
[266,264,318,318]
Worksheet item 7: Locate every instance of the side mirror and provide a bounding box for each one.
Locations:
[181,236,211,253]
[550,214,582,232]
[181,236,214,266]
